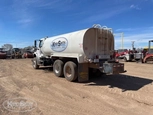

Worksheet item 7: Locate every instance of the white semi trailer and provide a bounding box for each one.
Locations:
[32,25,126,82]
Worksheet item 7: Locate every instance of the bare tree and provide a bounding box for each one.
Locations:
[22,46,35,53]
[2,44,13,51]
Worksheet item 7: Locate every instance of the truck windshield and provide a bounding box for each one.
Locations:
[14,48,20,52]
[149,49,153,54]
[39,40,44,48]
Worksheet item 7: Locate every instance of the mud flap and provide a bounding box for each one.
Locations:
[78,63,89,82]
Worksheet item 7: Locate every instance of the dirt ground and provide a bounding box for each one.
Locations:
[0,59,153,115]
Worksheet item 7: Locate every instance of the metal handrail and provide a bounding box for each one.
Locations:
[92,24,113,33]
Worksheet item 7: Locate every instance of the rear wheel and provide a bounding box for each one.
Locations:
[11,55,14,59]
[22,54,25,58]
[53,60,64,77]
[33,57,39,69]
[124,57,128,62]
[64,61,77,82]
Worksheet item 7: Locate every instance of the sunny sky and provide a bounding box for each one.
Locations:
[0,0,153,49]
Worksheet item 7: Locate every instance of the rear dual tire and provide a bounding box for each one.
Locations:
[53,60,78,82]
[64,61,78,82]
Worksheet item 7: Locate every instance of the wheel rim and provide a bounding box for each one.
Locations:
[55,64,60,74]
[33,60,36,68]
[65,66,71,77]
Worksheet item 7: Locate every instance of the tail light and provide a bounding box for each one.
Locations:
[111,51,116,59]
[115,59,119,62]
[96,55,99,59]
[94,55,99,63]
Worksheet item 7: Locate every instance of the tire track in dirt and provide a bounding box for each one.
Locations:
[0,59,153,115]
[0,59,42,115]
[12,59,117,114]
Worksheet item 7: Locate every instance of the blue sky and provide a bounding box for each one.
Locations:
[0,0,153,49]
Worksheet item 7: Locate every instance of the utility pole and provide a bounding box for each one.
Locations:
[113,32,124,49]
[121,32,124,49]
[131,41,135,50]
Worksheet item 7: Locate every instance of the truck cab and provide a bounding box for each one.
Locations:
[143,40,153,63]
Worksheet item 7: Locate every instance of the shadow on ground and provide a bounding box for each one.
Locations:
[38,66,153,92]
[87,74,153,92]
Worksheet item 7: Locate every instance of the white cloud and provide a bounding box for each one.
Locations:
[10,0,74,26]
[0,41,33,48]
[115,33,153,43]
[18,19,33,24]
[130,4,141,10]
[114,27,153,49]
[116,28,136,32]
[14,42,33,48]
[28,0,73,12]
[82,7,129,23]
[10,0,35,26]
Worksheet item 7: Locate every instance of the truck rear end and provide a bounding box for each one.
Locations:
[82,27,125,75]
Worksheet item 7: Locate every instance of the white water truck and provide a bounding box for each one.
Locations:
[32,24,126,82]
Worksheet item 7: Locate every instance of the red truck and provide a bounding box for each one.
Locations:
[0,48,7,59]
[22,50,34,58]
[115,49,129,59]
[116,40,153,63]
[142,40,153,63]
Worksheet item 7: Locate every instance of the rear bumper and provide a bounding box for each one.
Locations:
[88,61,126,74]
[102,62,126,74]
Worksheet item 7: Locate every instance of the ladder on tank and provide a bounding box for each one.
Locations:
[92,24,113,55]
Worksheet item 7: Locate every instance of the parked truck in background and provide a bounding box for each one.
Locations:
[0,48,7,59]
[0,47,23,59]
[142,40,153,63]
[119,40,153,63]
[121,49,143,62]
[11,48,22,59]
[22,50,34,58]
[32,25,126,82]
[115,49,129,59]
